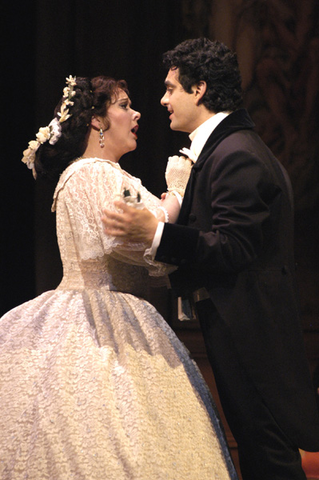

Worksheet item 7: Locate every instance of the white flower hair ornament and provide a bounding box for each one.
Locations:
[22,75,77,178]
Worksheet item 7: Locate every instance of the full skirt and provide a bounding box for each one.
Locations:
[0,287,237,479]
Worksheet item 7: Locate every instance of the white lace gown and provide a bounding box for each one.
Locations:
[0,158,237,480]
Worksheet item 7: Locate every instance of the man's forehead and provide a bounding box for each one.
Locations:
[165,68,180,85]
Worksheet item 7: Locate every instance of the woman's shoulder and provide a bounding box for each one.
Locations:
[61,157,120,181]
[52,157,122,211]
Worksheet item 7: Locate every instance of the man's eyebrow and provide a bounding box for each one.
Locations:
[164,80,174,87]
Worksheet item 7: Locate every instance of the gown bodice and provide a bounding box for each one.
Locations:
[53,157,166,298]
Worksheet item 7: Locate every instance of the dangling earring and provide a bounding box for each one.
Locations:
[99,127,105,148]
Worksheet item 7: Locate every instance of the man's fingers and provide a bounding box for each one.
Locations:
[102,209,123,235]
[102,204,157,245]
[102,203,136,236]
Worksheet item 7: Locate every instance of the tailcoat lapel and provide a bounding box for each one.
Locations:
[178,109,255,225]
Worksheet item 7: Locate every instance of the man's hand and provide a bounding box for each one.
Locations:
[102,201,159,246]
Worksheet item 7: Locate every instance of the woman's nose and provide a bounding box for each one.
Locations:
[133,110,141,120]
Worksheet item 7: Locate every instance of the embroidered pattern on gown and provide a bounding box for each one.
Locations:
[0,158,238,479]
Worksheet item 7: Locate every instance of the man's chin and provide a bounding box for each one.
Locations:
[169,121,178,131]
[170,122,188,133]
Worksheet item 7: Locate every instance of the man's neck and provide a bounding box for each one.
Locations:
[189,109,216,134]
[187,112,231,161]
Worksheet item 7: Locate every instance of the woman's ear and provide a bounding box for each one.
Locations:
[91,115,109,131]
[91,116,101,130]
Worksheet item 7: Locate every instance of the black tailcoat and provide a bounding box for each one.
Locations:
[156,109,319,451]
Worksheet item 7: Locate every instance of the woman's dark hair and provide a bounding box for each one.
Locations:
[34,76,128,181]
[163,38,243,112]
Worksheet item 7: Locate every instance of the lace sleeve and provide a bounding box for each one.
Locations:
[53,159,174,276]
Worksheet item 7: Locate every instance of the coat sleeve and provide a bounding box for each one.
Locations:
[156,148,281,274]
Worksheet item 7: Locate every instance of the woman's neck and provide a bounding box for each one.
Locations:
[83,133,118,162]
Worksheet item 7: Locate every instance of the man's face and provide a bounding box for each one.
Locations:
[160,68,199,133]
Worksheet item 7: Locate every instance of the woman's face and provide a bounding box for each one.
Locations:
[103,89,141,162]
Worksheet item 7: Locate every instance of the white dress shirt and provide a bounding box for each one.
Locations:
[150,112,230,257]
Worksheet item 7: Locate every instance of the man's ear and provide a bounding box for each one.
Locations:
[194,81,207,104]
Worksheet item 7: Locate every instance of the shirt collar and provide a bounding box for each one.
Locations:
[180,112,230,163]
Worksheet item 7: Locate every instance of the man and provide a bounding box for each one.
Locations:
[102,38,319,479]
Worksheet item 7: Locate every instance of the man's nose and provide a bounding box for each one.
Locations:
[160,93,168,106]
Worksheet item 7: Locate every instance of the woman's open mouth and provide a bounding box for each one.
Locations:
[131,125,139,138]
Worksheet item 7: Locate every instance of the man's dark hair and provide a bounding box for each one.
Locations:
[163,38,243,112]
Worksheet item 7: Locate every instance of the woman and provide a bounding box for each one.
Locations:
[0,75,237,479]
